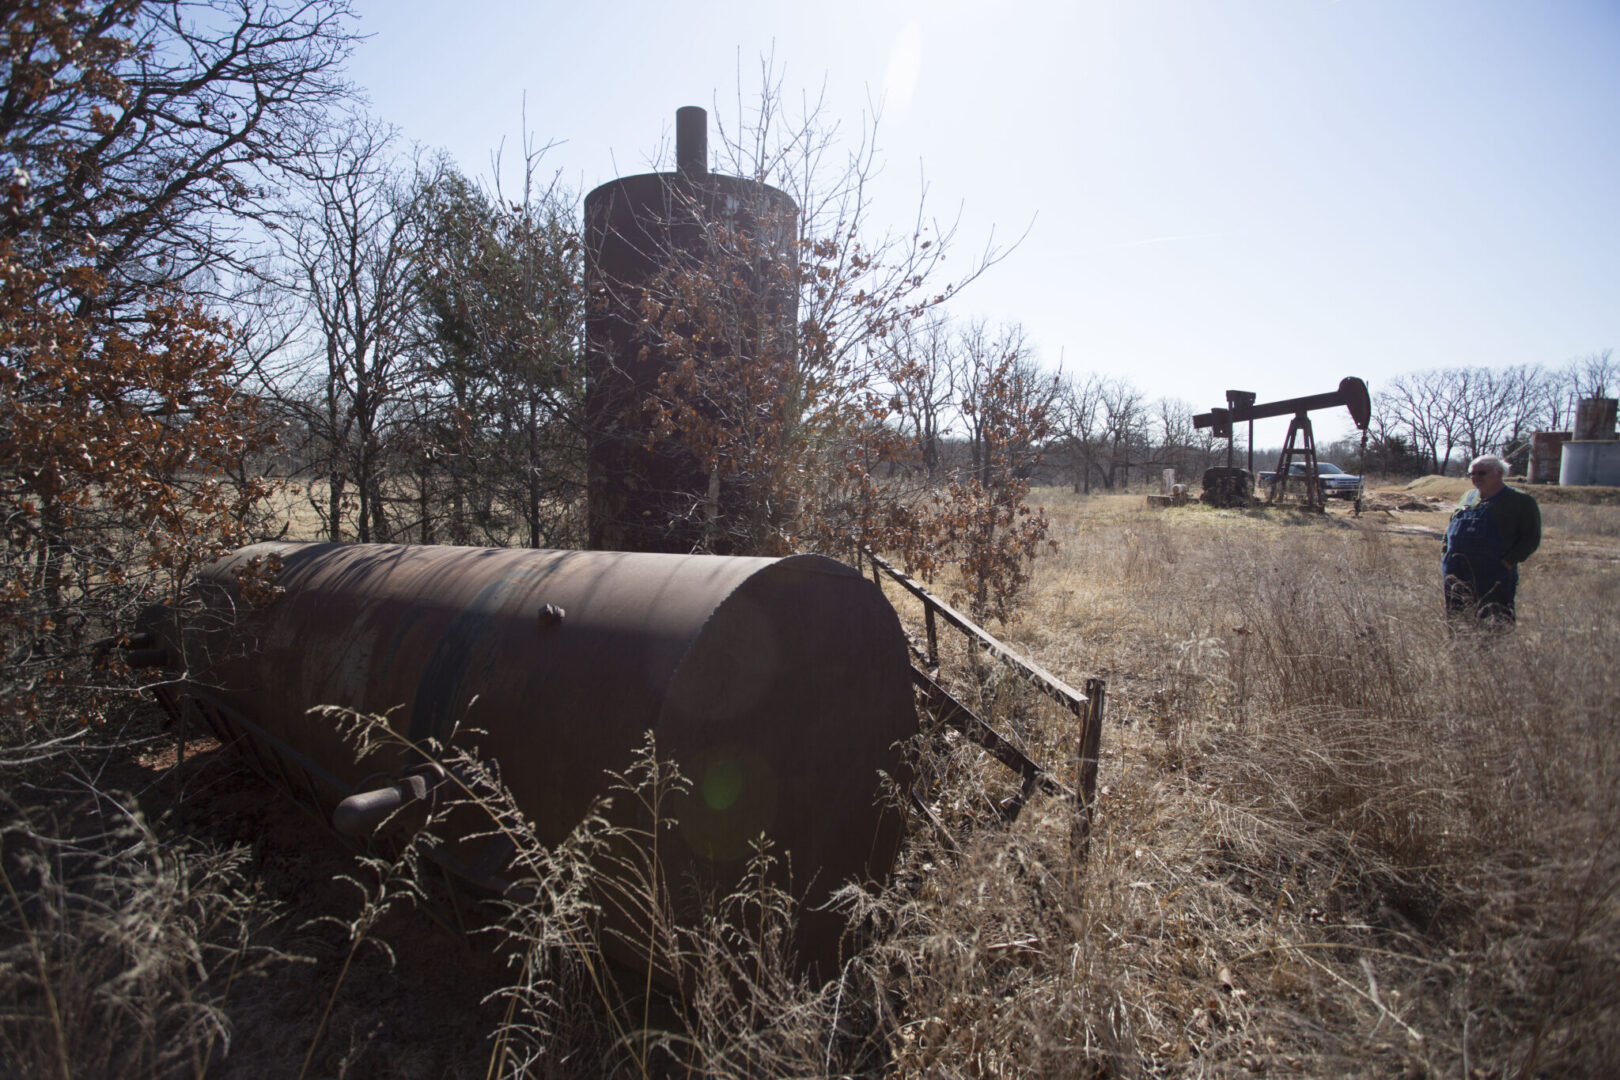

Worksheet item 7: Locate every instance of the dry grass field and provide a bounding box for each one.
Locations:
[947,483,1620,1078]
[7,481,1617,1078]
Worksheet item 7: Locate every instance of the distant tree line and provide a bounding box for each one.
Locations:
[1016,350,1619,490]
[1365,352,1616,476]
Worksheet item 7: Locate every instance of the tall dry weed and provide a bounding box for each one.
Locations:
[0,793,284,1079]
[317,715,913,1078]
[12,488,1613,1078]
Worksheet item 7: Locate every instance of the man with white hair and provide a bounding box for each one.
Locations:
[1441,453,1541,625]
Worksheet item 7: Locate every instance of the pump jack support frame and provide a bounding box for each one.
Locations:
[1269,412,1324,511]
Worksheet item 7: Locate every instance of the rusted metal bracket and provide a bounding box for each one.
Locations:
[155,684,350,821]
[864,549,1105,849]
[911,665,1069,814]
[869,551,1087,721]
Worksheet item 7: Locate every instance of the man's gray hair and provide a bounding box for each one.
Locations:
[1469,453,1509,477]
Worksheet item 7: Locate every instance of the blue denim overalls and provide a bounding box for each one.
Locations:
[1442,492,1517,621]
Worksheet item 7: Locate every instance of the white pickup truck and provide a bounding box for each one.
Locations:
[1256,461,1364,499]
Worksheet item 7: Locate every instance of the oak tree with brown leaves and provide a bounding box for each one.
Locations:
[0,244,273,721]
[0,0,355,729]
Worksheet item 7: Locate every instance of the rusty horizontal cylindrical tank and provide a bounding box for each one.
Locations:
[169,541,915,977]
[584,106,799,554]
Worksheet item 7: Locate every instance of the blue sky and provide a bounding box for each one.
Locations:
[343,0,1618,444]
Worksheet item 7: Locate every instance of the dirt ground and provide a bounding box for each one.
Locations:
[1397,473,1620,505]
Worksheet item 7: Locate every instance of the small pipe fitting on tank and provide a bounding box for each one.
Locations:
[333,763,447,838]
[676,105,707,179]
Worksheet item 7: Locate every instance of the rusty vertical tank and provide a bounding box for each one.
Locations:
[584,107,799,553]
[1527,431,1571,484]
[1573,397,1619,442]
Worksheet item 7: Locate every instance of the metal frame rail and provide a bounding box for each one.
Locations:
[862,551,1105,858]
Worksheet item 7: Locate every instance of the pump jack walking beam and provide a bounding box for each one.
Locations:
[1194,378,1371,439]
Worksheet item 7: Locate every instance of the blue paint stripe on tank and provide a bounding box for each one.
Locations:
[409,577,510,746]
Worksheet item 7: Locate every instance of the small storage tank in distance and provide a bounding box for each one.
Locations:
[166,542,916,979]
[1573,397,1619,442]
[1527,432,1571,484]
[1559,441,1620,487]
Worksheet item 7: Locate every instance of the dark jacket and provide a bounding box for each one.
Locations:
[1446,486,1541,565]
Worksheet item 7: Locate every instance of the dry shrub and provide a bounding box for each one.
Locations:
[1540,502,1620,538]
[0,793,285,1079]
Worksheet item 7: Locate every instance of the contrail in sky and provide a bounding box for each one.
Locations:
[1113,233,1223,249]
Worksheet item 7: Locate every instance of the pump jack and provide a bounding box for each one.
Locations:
[1194,377,1372,512]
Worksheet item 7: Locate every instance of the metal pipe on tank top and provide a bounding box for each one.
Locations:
[676,105,708,179]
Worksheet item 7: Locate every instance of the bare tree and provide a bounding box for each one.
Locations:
[1043,373,1149,491]
[916,321,1055,624]
[949,322,1056,486]
[1385,369,1451,473]
[274,121,439,541]
[1493,363,1552,470]
[1444,367,1512,466]
[1374,361,1616,474]
[1356,396,1427,477]
[1048,371,1107,493]
[412,148,584,548]
[1095,379,1149,489]
[2,0,358,318]
[1145,397,1216,480]
[884,314,956,479]
[1381,364,1567,474]
[1570,349,1617,400]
